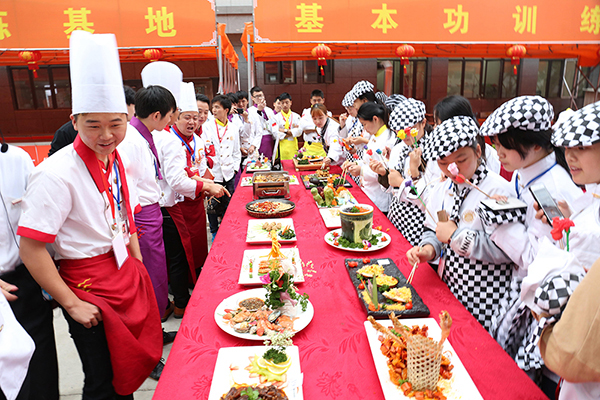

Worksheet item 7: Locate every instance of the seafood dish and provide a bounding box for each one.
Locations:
[222,297,297,337]
[344,258,429,319]
[249,201,293,213]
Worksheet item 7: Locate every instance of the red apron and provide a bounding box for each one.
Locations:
[59,252,162,395]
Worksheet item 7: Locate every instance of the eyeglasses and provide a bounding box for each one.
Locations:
[252,94,265,99]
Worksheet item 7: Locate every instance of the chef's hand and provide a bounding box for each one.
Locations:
[383,146,392,159]
[369,158,387,176]
[0,278,18,302]
[248,146,256,155]
[256,98,266,111]
[343,162,361,177]
[241,147,249,156]
[406,245,435,265]
[339,113,348,128]
[205,182,225,197]
[67,299,102,329]
[322,157,331,167]
[436,220,458,244]
[242,111,250,123]
[409,147,423,179]
[533,200,571,225]
[348,136,367,146]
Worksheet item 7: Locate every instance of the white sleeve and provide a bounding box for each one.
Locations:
[233,126,242,171]
[159,136,198,199]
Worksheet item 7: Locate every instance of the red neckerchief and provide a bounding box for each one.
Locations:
[73,136,136,234]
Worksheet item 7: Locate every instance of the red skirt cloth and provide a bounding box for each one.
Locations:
[167,197,208,283]
[59,252,162,395]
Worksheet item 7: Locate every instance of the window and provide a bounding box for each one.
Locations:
[303,60,334,84]
[263,61,296,85]
[447,59,518,99]
[537,59,571,98]
[377,59,427,100]
[10,66,71,109]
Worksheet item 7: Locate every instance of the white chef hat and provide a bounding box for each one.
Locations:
[178,82,198,113]
[69,31,127,115]
[141,61,183,106]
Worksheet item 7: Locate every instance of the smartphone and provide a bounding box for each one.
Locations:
[529,183,563,227]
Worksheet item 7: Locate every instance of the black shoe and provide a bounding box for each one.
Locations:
[163,329,177,345]
[149,359,164,381]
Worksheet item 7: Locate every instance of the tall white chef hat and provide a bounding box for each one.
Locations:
[179,82,198,113]
[141,61,183,106]
[69,31,127,115]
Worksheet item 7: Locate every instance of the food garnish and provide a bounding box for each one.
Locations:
[356,263,383,278]
[278,226,296,240]
[382,287,412,303]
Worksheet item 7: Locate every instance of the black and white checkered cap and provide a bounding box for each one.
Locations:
[341,90,354,107]
[375,91,388,104]
[384,94,406,112]
[389,98,426,131]
[346,80,375,105]
[423,115,479,161]
[551,101,600,147]
[480,96,554,137]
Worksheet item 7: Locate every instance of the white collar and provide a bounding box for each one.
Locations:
[517,152,556,184]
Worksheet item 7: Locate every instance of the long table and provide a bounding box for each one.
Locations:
[153,160,547,400]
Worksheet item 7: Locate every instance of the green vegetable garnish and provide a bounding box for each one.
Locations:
[241,387,259,400]
[263,348,288,364]
[398,379,409,385]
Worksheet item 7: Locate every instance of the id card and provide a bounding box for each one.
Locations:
[112,230,129,270]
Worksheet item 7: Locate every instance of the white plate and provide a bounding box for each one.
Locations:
[319,208,341,229]
[324,228,391,252]
[207,345,304,400]
[241,175,299,187]
[247,162,272,172]
[214,288,314,341]
[239,247,304,285]
[363,318,483,400]
[247,218,297,244]
[315,190,358,209]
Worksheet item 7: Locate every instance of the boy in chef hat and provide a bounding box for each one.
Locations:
[17,31,162,398]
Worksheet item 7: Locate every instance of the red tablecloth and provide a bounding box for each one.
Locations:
[154,160,547,400]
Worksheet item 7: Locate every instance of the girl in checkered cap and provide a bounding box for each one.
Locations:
[406,115,517,333]
[342,102,396,213]
[519,101,600,400]
[476,96,582,387]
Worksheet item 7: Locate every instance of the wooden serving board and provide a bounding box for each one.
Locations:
[293,158,324,171]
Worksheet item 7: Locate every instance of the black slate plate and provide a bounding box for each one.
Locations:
[300,173,353,189]
[344,258,430,319]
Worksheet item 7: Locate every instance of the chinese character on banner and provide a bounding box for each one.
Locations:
[371,3,398,34]
[580,5,600,34]
[513,5,537,34]
[295,3,324,33]
[145,6,177,37]
[63,8,95,38]
[443,5,469,34]
[0,11,10,40]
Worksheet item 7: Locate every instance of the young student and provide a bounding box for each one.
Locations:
[308,103,343,166]
[521,102,600,400]
[236,90,249,112]
[17,31,162,398]
[406,116,515,332]
[247,86,276,158]
[118,85,176,324]
[300,89,333,146]
[161,82,224,320]
[272,96,282,114]
[433,95,501,174]
[370,98,441,246]
[270,92,302,160]
[342,102,396,213]
[0,142,58,400]
[338,87,371,184]
[477,96,581,387]
[201,95,242,238]
[195,93,212,135]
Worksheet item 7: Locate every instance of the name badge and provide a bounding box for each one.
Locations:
[112,229,129,270]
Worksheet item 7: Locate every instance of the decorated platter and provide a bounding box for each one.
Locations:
[214,288,314,341]
[207,345,304,400]
[239,247,304,285]
[246,218,297,244]
[246,162,272,173]
[301,173,353,189]
[324,228,391,252]
[246,199,295,218]
[364,318,482,400]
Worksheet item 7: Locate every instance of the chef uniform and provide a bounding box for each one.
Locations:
[300,107,332,157]
[418,116,515,332]
[339,90,369,184]
[158,83,210,312]
[0,144,55,400]
[17,31,162,397]
[270,110,302,160]
[201,107,242,235]
[247,105,276,158]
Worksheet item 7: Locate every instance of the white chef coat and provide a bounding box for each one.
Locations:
[357,127,396,212]
[491,153,582,274]
[17,144,139,260]
[201,119,242,182]
[300,107,332,136]
[0,293,35,400]
[0,145,33,275]
[270,111,302,141]
[154,128,203,208]
[314,119,344,165]
[117,123,163,207]
[247,105,276,149]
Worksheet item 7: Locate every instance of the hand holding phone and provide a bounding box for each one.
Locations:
[529,183,563,227]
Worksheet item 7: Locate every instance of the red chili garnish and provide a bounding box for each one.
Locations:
[381,236,388,242]
[348,261,358,267]
[332,232,339,237]
[363,257,371,264]
[333,240,339,246]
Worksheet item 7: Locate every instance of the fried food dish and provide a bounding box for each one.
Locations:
[221,385,288,400]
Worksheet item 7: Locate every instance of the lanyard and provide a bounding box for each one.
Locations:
[349,118,359,136]
[172,127,196,163]
[515,162,557,198]
[111,162,121,212]
[216,121,228,143]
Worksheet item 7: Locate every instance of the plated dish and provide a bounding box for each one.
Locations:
[246,199,295,218]
[246,162,272,172]
[239,247,304,285]
[242,175,299,186]
[301,173,353,189]
[324,228,391,252]
[246,218,297,244]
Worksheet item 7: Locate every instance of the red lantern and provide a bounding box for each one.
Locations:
[311,44,331,76]
[395,44,415,73]
[143,48,164,62]
[18,50,42,78]
[506,44,527,75]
